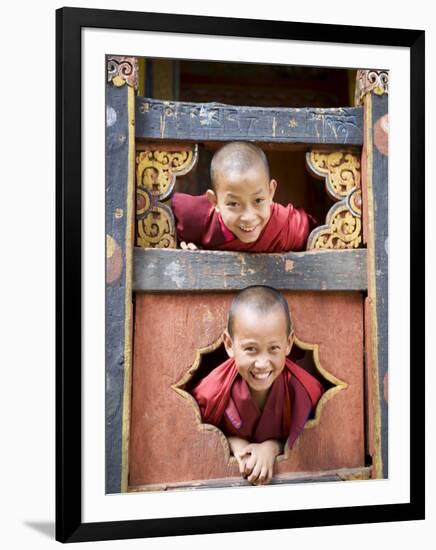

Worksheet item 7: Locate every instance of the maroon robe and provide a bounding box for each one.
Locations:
[171,192,316,252]
[191,358,324,449]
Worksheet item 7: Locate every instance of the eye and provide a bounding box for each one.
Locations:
[226,201,238,207]
[255,198,265,204]
[244,346,256,353]
[270,346,280,352]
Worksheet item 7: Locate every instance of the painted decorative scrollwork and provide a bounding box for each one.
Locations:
[136,148,198,200]
[136,145,198,248]
[107,56,139,89]
[307,200,362,250]
[306,151,361,201]
[306,150,362,249]
[355,69,389,105]
[136,193,177,249]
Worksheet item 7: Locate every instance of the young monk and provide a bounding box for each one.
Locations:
[172,141,316,252]
[191,286,324,486]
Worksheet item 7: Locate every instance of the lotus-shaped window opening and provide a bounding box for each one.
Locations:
[174,334,346,432]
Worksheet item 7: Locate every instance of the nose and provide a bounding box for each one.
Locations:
[254,356,270,369]
[240,206,257,223]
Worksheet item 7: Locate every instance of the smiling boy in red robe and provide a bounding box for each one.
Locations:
[172,142,316,252]
[191,286,324,486]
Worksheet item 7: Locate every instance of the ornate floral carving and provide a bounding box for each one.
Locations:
[306,151,361,201]
[135,145,198,248]
[355,69,389,105]
[136,148,198,201]
[307,201,362,249]
[107,56,139,89]
[306,150,362,250]
[136,197,176,249]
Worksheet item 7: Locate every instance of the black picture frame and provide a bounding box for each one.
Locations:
[56,7,425,543]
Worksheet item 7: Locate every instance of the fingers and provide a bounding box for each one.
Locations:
[180,241,197,250]
[259,466,273,485]
[235,447,252,475]
[254,466,268,485]
[235,448,251,460]
[236,445,275,485]
[244,455,259,483]
[249,465,273,486]
[235,455,247,476]
[236,453,254,478]
[245,453,257,474]
[247,462,262,485]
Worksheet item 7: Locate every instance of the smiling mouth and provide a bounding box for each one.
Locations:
[250,371,272,381]
[239,224,259,233]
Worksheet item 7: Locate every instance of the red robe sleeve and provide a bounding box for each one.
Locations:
[172,193,316,252]
[171,193,212,246]
[191,357,324,450]
[191,359,239,425]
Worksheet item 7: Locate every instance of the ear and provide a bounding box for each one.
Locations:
[286,329,294,356]
[222,330,234,358]
[268,179,277,200]
[206,189,218,208]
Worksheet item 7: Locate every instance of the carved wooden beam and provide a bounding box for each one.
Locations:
[133,248,367,292]
[306,151,362,249]
[135,98,363,145]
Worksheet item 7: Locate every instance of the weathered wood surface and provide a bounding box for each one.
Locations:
[128,467,372,491]
[129,292,364,486]
[136,97,363,145]
[133,248,367,291]
[367,93,389,478]
[105,82,133,494]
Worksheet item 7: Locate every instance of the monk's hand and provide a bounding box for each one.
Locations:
[239,440,282,485]
[234,452,251,478]
[180,241,198,250]
[227,437,251,476]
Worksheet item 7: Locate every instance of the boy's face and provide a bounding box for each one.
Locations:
[207,167,277,243]
[223,305,293,401]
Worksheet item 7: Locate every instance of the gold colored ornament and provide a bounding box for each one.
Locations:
[135,145,198,248]
[355,69,389,105]
[106,56,139,89]
[137,199,177,249]
[136,148,198,200]
[306,150,362,250]
[307,201,362,250]
[306,151,361,200]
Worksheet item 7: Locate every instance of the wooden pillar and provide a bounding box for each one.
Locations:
[356,69,389,478]
[105,56,138,493]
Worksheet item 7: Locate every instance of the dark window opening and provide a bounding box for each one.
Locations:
[184,340,335,422]
[174,143,335,231]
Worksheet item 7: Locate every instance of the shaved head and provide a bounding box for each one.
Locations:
[210,142,270,191]
[227,286,291,338]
